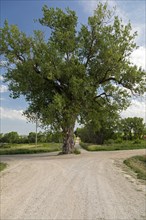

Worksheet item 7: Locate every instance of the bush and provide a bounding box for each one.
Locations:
[114,138,123,144]
[133,139,141,144]
[104,139,115,145]
[73,148,81,154]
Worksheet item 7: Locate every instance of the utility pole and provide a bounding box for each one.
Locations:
[35,116,38,146]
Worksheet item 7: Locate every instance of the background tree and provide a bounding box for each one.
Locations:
[19,135,29,144]
[0,3,145,153]
[121,117,145,140]
[0,134,4,143]
[2,132,20,144]
[132,117,145,139]
[28,132,36,143]
[76,108,120,144]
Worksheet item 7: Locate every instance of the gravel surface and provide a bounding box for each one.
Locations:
[0,148,146,220]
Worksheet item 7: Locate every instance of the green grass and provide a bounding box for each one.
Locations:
[80,140,146,152]
[73,148,81,155]
[124,155,146,180]
[0,162,7,171]
[0,143,62,155]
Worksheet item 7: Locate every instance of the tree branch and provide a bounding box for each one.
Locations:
[16,54,25,62]
[95,92,111,102]
[85,29,95,68]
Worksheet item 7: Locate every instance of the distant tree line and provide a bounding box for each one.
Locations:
[0,117,145,145]
[0,131,63,144]
[75,117,146,144]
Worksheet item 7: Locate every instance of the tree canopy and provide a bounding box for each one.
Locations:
[0,2,145,153]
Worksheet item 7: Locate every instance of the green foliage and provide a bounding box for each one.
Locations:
[77,116,145,145]
[133,139,141,144]
[121,117,145,140]
[104,139,115,145]
[0,131,63,145]
[1,132,19,144]
[28,132,36,143]
[114,138,123,144]
[73,148,81,155]
[124,155,146,180]
[76,110,120,144]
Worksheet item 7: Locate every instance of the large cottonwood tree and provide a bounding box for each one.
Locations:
[0,3,145,153]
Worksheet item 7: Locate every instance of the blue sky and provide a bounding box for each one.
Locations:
[0,0,145,135]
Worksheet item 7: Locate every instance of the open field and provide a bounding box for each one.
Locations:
[124,155,146,180]
[0,149,146,220]
[80,140,146,151]
[0,143,62,155]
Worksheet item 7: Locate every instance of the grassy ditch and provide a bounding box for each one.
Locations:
[0,162,7,171]
[80,141,146,151]
[0,143,62,155]
[124,155,146,180]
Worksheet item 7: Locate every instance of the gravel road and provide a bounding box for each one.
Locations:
[0,148,146,220]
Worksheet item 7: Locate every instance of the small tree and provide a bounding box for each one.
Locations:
[0,3,145,153]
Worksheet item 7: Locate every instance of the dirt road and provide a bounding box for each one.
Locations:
[0,149,146,220]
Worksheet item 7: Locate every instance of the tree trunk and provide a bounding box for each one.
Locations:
[62,126,75,154]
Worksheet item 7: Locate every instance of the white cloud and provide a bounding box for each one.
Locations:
[0,107,26,121]
[79,0,125,17]
[130,46,146,70]
[121,98,146,123]
[0,85,8,93]
[132,23,145,46]
[0,60,7,67]
[0,97,5,101]
[0,75,4,81]
[79,0,97,15]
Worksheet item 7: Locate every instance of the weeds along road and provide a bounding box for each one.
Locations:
[0,149,146,220]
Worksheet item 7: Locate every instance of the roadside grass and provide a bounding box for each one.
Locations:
[80,140,146,152]
[73,148,81,155]
[124,155,146,180]
[0,143,62,155]
[0,162,7,171]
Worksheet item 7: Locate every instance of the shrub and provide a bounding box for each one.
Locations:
[104,139,114,145]
[73,148,81,154]
[133,139,141,144]
[114,138,123,144]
